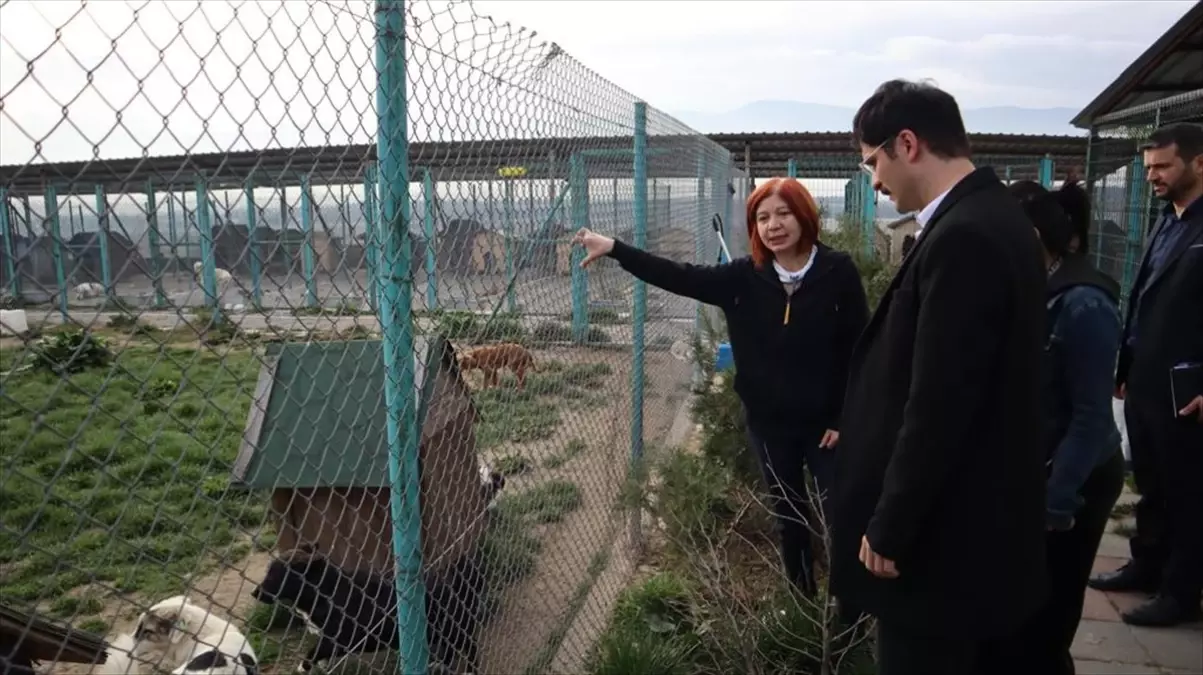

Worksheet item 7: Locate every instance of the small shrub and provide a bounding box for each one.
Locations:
[651,451,736,556]
[30,330,112,374]
[477,313,526,343]
[499,479,582,524]
[532,321,574,344]
[191,308,239,345]
[139,377,179,414]
[494,453,533,476]
[545,438,587,469]
[588,307,624,324]
[433,310,478,339]
[586,326,611,344]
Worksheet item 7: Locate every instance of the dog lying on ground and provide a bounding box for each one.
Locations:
[99,596,258,675]
[251,544,487,674]
[457,343,534,390]
[72,282,105,301]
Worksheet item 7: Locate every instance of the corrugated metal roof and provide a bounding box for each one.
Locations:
[1072,2,1203,128]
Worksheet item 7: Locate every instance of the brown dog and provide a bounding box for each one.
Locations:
[458,342,535,390]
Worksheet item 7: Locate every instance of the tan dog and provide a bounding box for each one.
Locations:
[458,343,535,390]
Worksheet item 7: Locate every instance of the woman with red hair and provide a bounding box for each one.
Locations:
[573,177,870,596]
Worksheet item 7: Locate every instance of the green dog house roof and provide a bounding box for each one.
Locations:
[231,334,466,489]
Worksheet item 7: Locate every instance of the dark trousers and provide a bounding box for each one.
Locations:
[875,620,979,675]
[978,448,1126,675]
[1126,396,1203,602]
[746,424,833,597]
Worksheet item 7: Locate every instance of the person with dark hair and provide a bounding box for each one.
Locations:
[572,177,870,598]
[978,179,1126,675]
[829,79,1049,674]
[1088,122,1203,627]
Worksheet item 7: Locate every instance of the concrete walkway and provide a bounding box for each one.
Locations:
[1071,493,1203,674]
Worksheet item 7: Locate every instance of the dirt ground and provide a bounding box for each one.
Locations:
[468,344,695,675]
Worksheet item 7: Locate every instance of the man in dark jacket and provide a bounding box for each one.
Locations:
[1088,122,1203,627]
[830,79,1048,674]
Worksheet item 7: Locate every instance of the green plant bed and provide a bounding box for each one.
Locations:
[0,344,264,607]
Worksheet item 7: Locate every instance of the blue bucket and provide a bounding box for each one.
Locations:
[715,342,734,372]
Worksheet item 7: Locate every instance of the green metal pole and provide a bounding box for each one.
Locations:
[503,177,516,313]
[631,102,649,522]
[787,157,798,178]
[375,3,428,673]
[300,175,319,309]
[145,182,166,308]
[0,189,19,299]
[363,164,380,313]
[94,185,112,297]
[859,172,876,258]
[44,185,68,320]
[194,177,220,315]
[22,197,33,238]
[693,150,706,384]
[569,153,590,343]
[246,179,263,305]
[166,190,178,275]
[422,167,437,310]
[612,177,618,231]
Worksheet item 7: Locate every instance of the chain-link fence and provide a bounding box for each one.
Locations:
[1083,89,1203,305]
[0,1,743,674]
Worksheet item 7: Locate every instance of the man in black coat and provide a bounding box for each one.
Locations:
[830,79,1049,674]
[1088,122,1203,627]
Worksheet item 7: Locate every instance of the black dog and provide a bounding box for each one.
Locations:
[251,546,486,674]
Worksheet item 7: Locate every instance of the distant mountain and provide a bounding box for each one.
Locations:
[672,100,1085,136]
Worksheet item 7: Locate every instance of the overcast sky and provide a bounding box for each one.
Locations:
[0,0,1194,166]
[482,0,1193,113]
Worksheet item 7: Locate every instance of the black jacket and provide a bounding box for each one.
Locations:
[829,168,1049,638]
[606,239,870,438]
[1116,196,1203,409]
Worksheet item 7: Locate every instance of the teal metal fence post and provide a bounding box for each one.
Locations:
[631,103,649,551]
[194,178,220,315]
[652,179,658,229]
[144,182,166,308]
[569,153,590,343]
[422,168,437,310]
[787,157,798,178]
[1039,155,1054,188]
[1122,156,1146,297]
[665,184,671,230]
[375,3,429,673]
[363,163,380,313]
[858,172,877,258]
[723,168,733,258]
[503,177,516,313]
[693,150,706,385]
[612,177,619,231]
[94,184,113,298]
[0,189,18,299]
[21,197,33,239]
[166,190,178,275]
[44,186,68,320]
[245,179,263,305]
[300,175,319,309]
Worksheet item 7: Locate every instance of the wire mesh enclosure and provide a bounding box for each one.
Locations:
[0,1,743,674]
[1083,89,1203,304]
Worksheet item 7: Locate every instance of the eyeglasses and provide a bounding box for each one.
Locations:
[859,135,897,176]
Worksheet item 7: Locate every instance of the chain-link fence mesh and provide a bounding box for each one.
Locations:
[1083,89,1203,305]
[0,1,747,674]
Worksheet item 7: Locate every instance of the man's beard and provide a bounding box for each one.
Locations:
[1157,174,1201,202]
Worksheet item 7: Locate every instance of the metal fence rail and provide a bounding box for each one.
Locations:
[0,1,741,674]
[1084,89,1203,305]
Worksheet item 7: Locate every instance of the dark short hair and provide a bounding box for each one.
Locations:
[852,79,972,159]
[1141,123,1203,162]
[1008,179,1092,257]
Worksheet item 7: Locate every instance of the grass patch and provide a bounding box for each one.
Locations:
[497,480,583,525]
[0,344,265,607]
[494,453,534,477]
[544,438,587,469]
[472,360,614,449]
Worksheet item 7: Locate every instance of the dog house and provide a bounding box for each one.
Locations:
[230,334,486,580]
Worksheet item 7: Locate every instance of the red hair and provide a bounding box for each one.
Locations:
[746,177,821,267]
